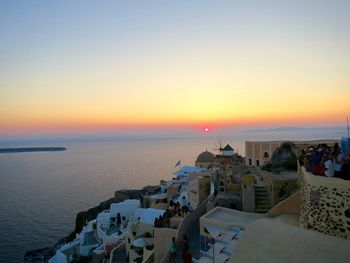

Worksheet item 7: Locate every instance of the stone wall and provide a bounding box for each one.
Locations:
[299,167,350,239]
[154,227,177,263]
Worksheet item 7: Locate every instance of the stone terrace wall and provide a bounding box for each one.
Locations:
[299,167,350,239]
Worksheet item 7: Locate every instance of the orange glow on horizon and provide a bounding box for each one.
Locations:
[0,111,348,136]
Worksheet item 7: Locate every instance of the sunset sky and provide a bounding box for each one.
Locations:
[1,1,350,136]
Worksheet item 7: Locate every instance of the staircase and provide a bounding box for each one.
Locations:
[254,185,271,213]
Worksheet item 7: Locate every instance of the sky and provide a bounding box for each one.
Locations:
[1,0,350,137]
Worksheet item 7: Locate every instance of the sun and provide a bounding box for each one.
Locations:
[204,128,209,132]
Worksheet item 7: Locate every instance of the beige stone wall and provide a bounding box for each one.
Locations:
[188,177,199,206]
[299,167,350,239]
[245,141,283,166]
[195,161,213,168]
[150,202,168,210]
[198,176,211,203]
[254,143,261,166]
[226,183,240,193]
[241,175,256,212]
[267,191,300,217]
[271,179,298,205]
[154,228,177,263]
[137,223,154,237]
[166,183,180,202]
[262,172,298,206]
[188,173,211,206]
[245,142,253,165]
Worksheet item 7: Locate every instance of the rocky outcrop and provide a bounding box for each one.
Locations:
[263,142,297,171]
[68,185,159,241]
[33,185,159,251]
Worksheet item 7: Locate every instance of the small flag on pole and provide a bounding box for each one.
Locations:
[174,160,181,167]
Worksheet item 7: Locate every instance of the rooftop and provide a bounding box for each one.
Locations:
[230,219,350,263]
[82,231,98,246]
[202,207,265,228]
[173,165,207,176]
[263,170,298,181]
[134,208,165,225]
[223,144,234,151]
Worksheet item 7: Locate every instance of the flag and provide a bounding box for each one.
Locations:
[174,160,181,167]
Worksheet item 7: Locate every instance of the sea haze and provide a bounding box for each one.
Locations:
[0,129,345,263]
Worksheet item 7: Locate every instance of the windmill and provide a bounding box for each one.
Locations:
[213,136,226,154]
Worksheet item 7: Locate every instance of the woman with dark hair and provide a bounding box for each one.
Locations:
[182,235,189,259]
[183,247,192,263]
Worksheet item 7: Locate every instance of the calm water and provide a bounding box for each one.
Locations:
[0,130,344,262]
[0,136,244,263]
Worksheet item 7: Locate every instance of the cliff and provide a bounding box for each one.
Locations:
[65,185,159,243]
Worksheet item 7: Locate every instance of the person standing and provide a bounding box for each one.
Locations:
[334,148,344,178]
[182,235,189,258]
[323,152,334,177]
[183,247,192,263]
[180,196,187,215]
[139,194,144,208]
[116,213,121,225]
[169,237,176,263]
[187,202,194,213]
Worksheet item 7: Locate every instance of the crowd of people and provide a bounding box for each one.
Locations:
[301,143,350,179]
[154,198,194,228]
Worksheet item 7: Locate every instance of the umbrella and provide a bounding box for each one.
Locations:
[132,238,148,248]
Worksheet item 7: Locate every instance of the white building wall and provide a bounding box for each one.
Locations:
[110,200,140,218]
[48,250,67,263]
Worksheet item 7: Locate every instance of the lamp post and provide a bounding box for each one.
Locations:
[210,237,216,263]
[213,241,215,263]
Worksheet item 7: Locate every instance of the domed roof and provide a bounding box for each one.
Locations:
[196,150,215,163]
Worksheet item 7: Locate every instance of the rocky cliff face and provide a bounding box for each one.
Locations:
[263,142,297,171]
[66,185,159,243]
[26,186,158,258]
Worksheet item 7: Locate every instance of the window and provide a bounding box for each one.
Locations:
[249,159,252,165]
[264,152,269,158]
[256,160,260,166]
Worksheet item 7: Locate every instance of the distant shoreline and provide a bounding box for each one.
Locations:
[0,147,66,153]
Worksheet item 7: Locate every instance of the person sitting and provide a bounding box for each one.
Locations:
[158,215,164,227]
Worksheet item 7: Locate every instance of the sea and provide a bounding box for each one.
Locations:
[0,129,345,262]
